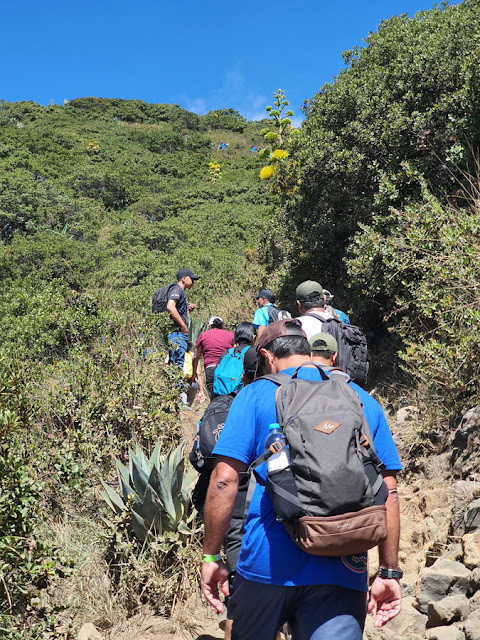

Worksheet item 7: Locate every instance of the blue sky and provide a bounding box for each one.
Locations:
[1,1,460,124]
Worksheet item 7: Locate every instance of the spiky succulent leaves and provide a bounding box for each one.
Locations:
[116,459,130,487]
[130,510,148,542]
[130,452,149,499]
[134,444,151,474]
[132,484,163,535]
[168,446,186,523]
[149,440,162,471]
[157,455,178,523]
[100,480,125,516]
[120,475,141,505]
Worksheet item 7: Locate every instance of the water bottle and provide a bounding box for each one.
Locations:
[265,423,290,474]
[264,424,302,522]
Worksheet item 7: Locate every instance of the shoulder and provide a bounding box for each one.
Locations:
[168,284,182,300]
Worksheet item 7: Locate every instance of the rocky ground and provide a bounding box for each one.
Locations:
[76,402,480,640]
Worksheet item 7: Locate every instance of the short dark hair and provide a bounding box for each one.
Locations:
[264,335,311,359]
[300,299,325,311]
[234,322,255,345]
[314,350,336,361]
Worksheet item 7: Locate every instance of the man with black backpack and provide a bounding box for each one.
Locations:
[252,288,291,339]
[296,280,370,386]
[201,319,401,640]
[151,268,199,367]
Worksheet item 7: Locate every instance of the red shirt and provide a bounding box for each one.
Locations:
[196,329,234,368]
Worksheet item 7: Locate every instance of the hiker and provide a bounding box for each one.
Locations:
[252,288,291,338]
[190,347,258,639]
[295,280,331,339]
[201,319,401,639]
[323,288,350,324]
[309,332,402,472]
[212,323,256,398]
[192,316,234,400]
[166,268,199,367]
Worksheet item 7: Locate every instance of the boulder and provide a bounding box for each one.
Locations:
[464,608,480,640]
[396,406,418,424]
[416,559,471,614]
[427,626,465,640]
[463,530,480,571]
[77,624,103,640]
[427,594,470,627]
[419,490,453,515]
[451,481,480,537]
[450,407,480,479]
[465,499,480,533]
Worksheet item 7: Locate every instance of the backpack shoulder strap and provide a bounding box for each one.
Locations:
[307,312,341,325]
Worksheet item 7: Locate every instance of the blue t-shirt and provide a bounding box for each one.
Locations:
[252,303,273,329]
[213,365,401,591]
[334,308,350,324]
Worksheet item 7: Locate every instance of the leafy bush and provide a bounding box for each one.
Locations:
[347,170,480,428]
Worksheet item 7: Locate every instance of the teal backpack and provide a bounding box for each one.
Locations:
[213,346,250,396]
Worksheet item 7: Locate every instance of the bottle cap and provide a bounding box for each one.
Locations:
[269,423,280,430]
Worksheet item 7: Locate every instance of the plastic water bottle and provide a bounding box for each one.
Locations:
[264,424,301,522]
[265,423,290,473]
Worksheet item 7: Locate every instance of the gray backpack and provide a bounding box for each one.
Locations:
[250,363,388,556]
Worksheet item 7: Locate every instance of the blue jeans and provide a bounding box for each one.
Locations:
[167,331,188,367]
[228,575,366,640]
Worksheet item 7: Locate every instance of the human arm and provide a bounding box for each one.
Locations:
[367,471,402,627]
[201,456,247,612]
[167,299,188,334]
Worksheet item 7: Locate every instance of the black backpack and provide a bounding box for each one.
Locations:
[249,364,388,556]
[189,393,236,511]
[152,284,187,314]
[267,306,292,324]
[308,313,369,385]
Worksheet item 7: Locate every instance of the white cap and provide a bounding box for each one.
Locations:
[208,316,224,326]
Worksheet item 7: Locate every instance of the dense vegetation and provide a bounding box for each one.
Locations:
[2,0,480,635]
[0,98,269,636]
[265,0,480,425]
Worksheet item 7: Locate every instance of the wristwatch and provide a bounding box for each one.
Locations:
[378,566,403,580]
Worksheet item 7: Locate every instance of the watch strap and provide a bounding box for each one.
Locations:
[378,566,403,579]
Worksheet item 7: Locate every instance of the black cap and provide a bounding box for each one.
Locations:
[243,346,258,376]
[253,288,275,303]
[176,268,200,281]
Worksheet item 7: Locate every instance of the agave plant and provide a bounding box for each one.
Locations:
[188,309,207,348]
[100,442,198,542]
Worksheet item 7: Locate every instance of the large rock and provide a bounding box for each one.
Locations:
[464,608,480,640]
[77,624,103,640]
[364,595,426,640]
[463,530,480,570]
[450,407,480,479]
[416,559,472,614]
[452,482,480,536]
[465,499,480,533]
[427,593,470,627]
[427,626,465,640]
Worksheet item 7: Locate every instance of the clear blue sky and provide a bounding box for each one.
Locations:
[1,1,461,124]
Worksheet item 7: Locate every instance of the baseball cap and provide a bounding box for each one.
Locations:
[243,346,258,376]
[309,332,338,353]
[208,316,223,326]
[176,268,200,280]
[256,318,306,352]
[253,288,275,303]
[296,281,324,302]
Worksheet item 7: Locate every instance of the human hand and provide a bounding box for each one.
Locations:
[198,391,206,403]
[181,325,188,335]
[201,559,229,613]
[367,577,402,627]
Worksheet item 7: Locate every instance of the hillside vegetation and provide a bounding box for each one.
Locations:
[2,1,480,637]
[264,0,480,427]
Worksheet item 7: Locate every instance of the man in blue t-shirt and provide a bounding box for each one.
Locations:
[252,288,276,339]
[200,320,402,640]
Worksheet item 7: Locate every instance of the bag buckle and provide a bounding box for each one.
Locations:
[269,441,283,454]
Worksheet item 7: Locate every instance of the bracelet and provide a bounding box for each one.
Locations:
[202,553,221,563]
